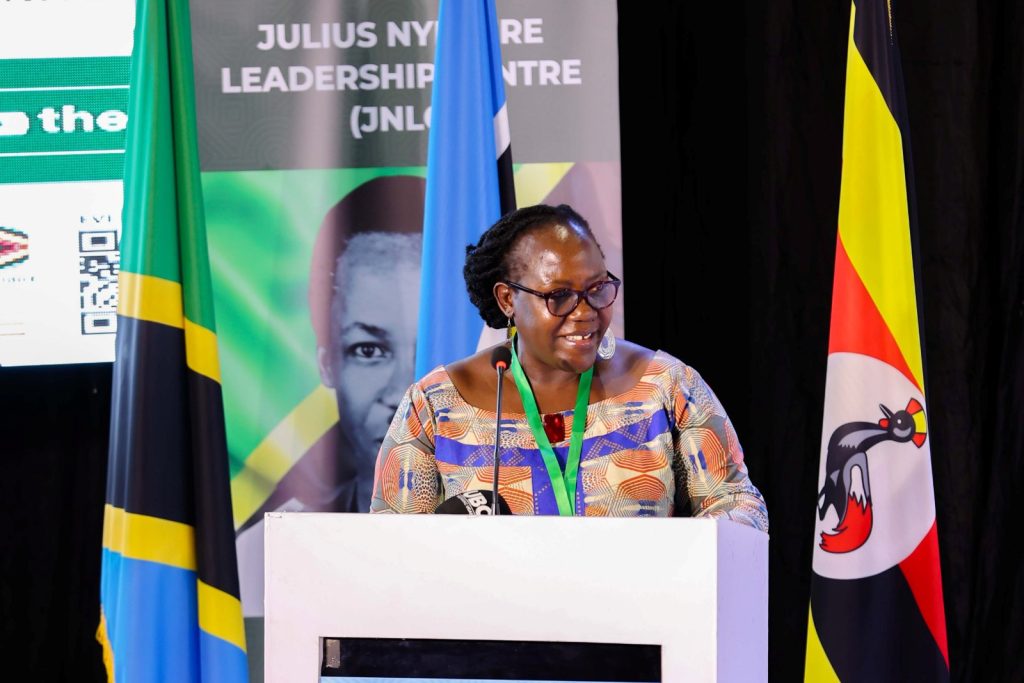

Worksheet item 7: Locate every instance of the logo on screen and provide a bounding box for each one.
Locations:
[0,227,28,269]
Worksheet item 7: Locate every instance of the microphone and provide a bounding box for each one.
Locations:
[490,345,511,371]
[489,345,512,515]
[434,489,513,515]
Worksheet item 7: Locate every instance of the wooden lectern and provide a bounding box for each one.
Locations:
[265,513,768,682]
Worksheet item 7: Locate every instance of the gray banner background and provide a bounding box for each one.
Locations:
[191,4,621,681]
[191,0,619,170]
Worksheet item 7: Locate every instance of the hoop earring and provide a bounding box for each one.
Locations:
[597,328,616,360]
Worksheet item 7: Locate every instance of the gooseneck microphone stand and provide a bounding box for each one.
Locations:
[490,346,512,515]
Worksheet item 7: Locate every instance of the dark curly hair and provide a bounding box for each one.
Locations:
[463,204,601,329]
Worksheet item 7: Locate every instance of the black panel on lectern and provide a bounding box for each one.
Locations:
[319,637,661,681]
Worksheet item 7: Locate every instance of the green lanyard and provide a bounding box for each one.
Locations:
[509,341,593,516]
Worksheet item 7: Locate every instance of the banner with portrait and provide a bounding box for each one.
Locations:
[189,0,622,642]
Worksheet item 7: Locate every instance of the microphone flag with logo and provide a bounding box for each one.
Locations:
[414,0,516,378]
[97,0,248,681]
[804,1,948,681]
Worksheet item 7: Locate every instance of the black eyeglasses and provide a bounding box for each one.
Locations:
[505,272,621,317]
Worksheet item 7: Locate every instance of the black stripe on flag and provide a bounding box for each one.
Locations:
[106,315,193,526]
[851,0,931,396]
[497,145,516,216]
[811,568,949,682]
[852,0,912,128]
[187,369,242,599]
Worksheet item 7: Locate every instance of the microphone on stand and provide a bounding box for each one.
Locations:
[433,346,514,516]
[489,345,512,515]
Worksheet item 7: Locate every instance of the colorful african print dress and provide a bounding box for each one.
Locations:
[369,351,768,530]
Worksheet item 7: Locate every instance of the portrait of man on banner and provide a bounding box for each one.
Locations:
[247,175,425,520]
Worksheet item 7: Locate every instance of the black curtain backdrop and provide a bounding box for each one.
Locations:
[1,1,1021,681]
[0,365,110,681]
[619,1,1023,682]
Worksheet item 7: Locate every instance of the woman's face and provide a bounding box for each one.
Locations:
[498,221,612,375]
[320,237,420,473]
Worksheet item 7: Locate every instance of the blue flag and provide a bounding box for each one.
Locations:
[415,0,515,377]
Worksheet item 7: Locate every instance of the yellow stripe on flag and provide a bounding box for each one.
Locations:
[118,271,184,329]
[96,608,115,681]
[197,579,247,653]
[804,607,841,682]
[230,384,340,527]
[514,163,574,207]
[118,273,221,384]
[184,318,222,384]
[102,504,197,571]
[836,3,924,390]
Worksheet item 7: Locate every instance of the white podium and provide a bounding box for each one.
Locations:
[265,513,767,682]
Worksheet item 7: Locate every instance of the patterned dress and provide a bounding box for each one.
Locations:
[370,351,769,531]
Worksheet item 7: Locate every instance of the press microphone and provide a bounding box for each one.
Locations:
[434,489,513,515]
[489,345,512,515]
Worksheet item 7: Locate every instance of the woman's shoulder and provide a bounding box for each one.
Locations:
[398,365,468,424]
[414,364,454,390]
[403,365,459,411]
[445,346,497,381]
[604,339,685,382]
[606,338,655,371]
[444,346,504,408]
[642,349,732,419]
[612,342,710,396]
[593,339,654,393]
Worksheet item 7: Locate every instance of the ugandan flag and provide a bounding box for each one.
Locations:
[97,0,248,681]
[804,1,949,681]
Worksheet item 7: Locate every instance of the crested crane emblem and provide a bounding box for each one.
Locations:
[817,398,927,553]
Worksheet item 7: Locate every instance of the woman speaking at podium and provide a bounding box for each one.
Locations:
[369,204,768,530]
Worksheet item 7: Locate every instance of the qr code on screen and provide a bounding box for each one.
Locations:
[79,230,120,335]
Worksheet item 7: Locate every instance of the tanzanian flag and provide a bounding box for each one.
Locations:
[805,1,949,681]
[415,0,516,377]
[97,0,248,681]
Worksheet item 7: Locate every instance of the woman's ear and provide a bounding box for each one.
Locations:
[493,281,513,319]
